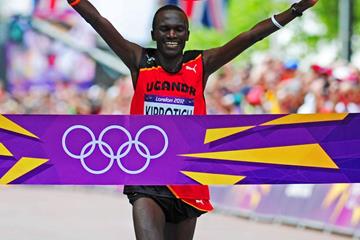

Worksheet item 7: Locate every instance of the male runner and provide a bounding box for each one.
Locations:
[67,1,318,239]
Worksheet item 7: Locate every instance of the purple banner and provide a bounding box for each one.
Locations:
[0,113,359,185]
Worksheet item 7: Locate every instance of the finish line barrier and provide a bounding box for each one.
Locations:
[0,113,359,185]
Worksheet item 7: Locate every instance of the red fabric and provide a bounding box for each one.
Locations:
[50,0,56,11]
[181,0,195,17]
[168,185,213,211]
[246,86,264,106]
[311,64,332,76]
[131,54,206,115]
[130,53,212,211]
[181,198,213,212]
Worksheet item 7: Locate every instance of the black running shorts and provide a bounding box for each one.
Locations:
[127,192,206,224]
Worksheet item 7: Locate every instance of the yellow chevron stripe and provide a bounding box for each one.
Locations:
[203,114,347,144]
[0,157,48,185]
[0,143,13,157]
[262,113,348,126]
[181,171,246,185]
[322,185,350,208]
[351,207,360,225]
[204,126,254,144]
[330,190,350,223]
[181,144,338,169]
[0,115,39,139]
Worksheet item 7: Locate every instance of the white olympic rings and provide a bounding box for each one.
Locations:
[62,125,168,175]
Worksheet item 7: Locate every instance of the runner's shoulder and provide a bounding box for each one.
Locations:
[183,50,203,63]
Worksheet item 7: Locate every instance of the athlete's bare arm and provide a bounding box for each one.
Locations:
[202,0,318,79]
[67,0,143,82]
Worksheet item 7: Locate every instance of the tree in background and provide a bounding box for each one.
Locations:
[186,0,359,62]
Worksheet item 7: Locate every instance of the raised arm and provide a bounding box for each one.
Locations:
[67,0,143,74]
[203,0,318,78]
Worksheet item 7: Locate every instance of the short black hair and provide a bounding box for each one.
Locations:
[152,4,189,30]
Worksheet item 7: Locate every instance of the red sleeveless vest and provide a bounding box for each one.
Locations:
[130,49,213,211]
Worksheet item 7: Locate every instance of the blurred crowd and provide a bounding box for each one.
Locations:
[1,2,359,115]
[1,57,359,115]
[206,58,360,114]
[0,76,134,114]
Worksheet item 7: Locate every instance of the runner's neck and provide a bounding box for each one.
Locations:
[156,52,184,74]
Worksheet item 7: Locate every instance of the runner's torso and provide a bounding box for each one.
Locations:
[130,48,206,115]
[124,48,212,211]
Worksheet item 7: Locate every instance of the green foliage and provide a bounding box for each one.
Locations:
[186,0,288,61]
[313,0,360,38]
[185,0,359,62]
[351,0,360,35]
[313,0,339,39]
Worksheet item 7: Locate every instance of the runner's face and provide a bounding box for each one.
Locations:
[152,10,189,58]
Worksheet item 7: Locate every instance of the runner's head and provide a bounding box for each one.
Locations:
[152,5,190,58]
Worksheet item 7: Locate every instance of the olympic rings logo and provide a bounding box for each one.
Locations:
[62,125,168,175]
